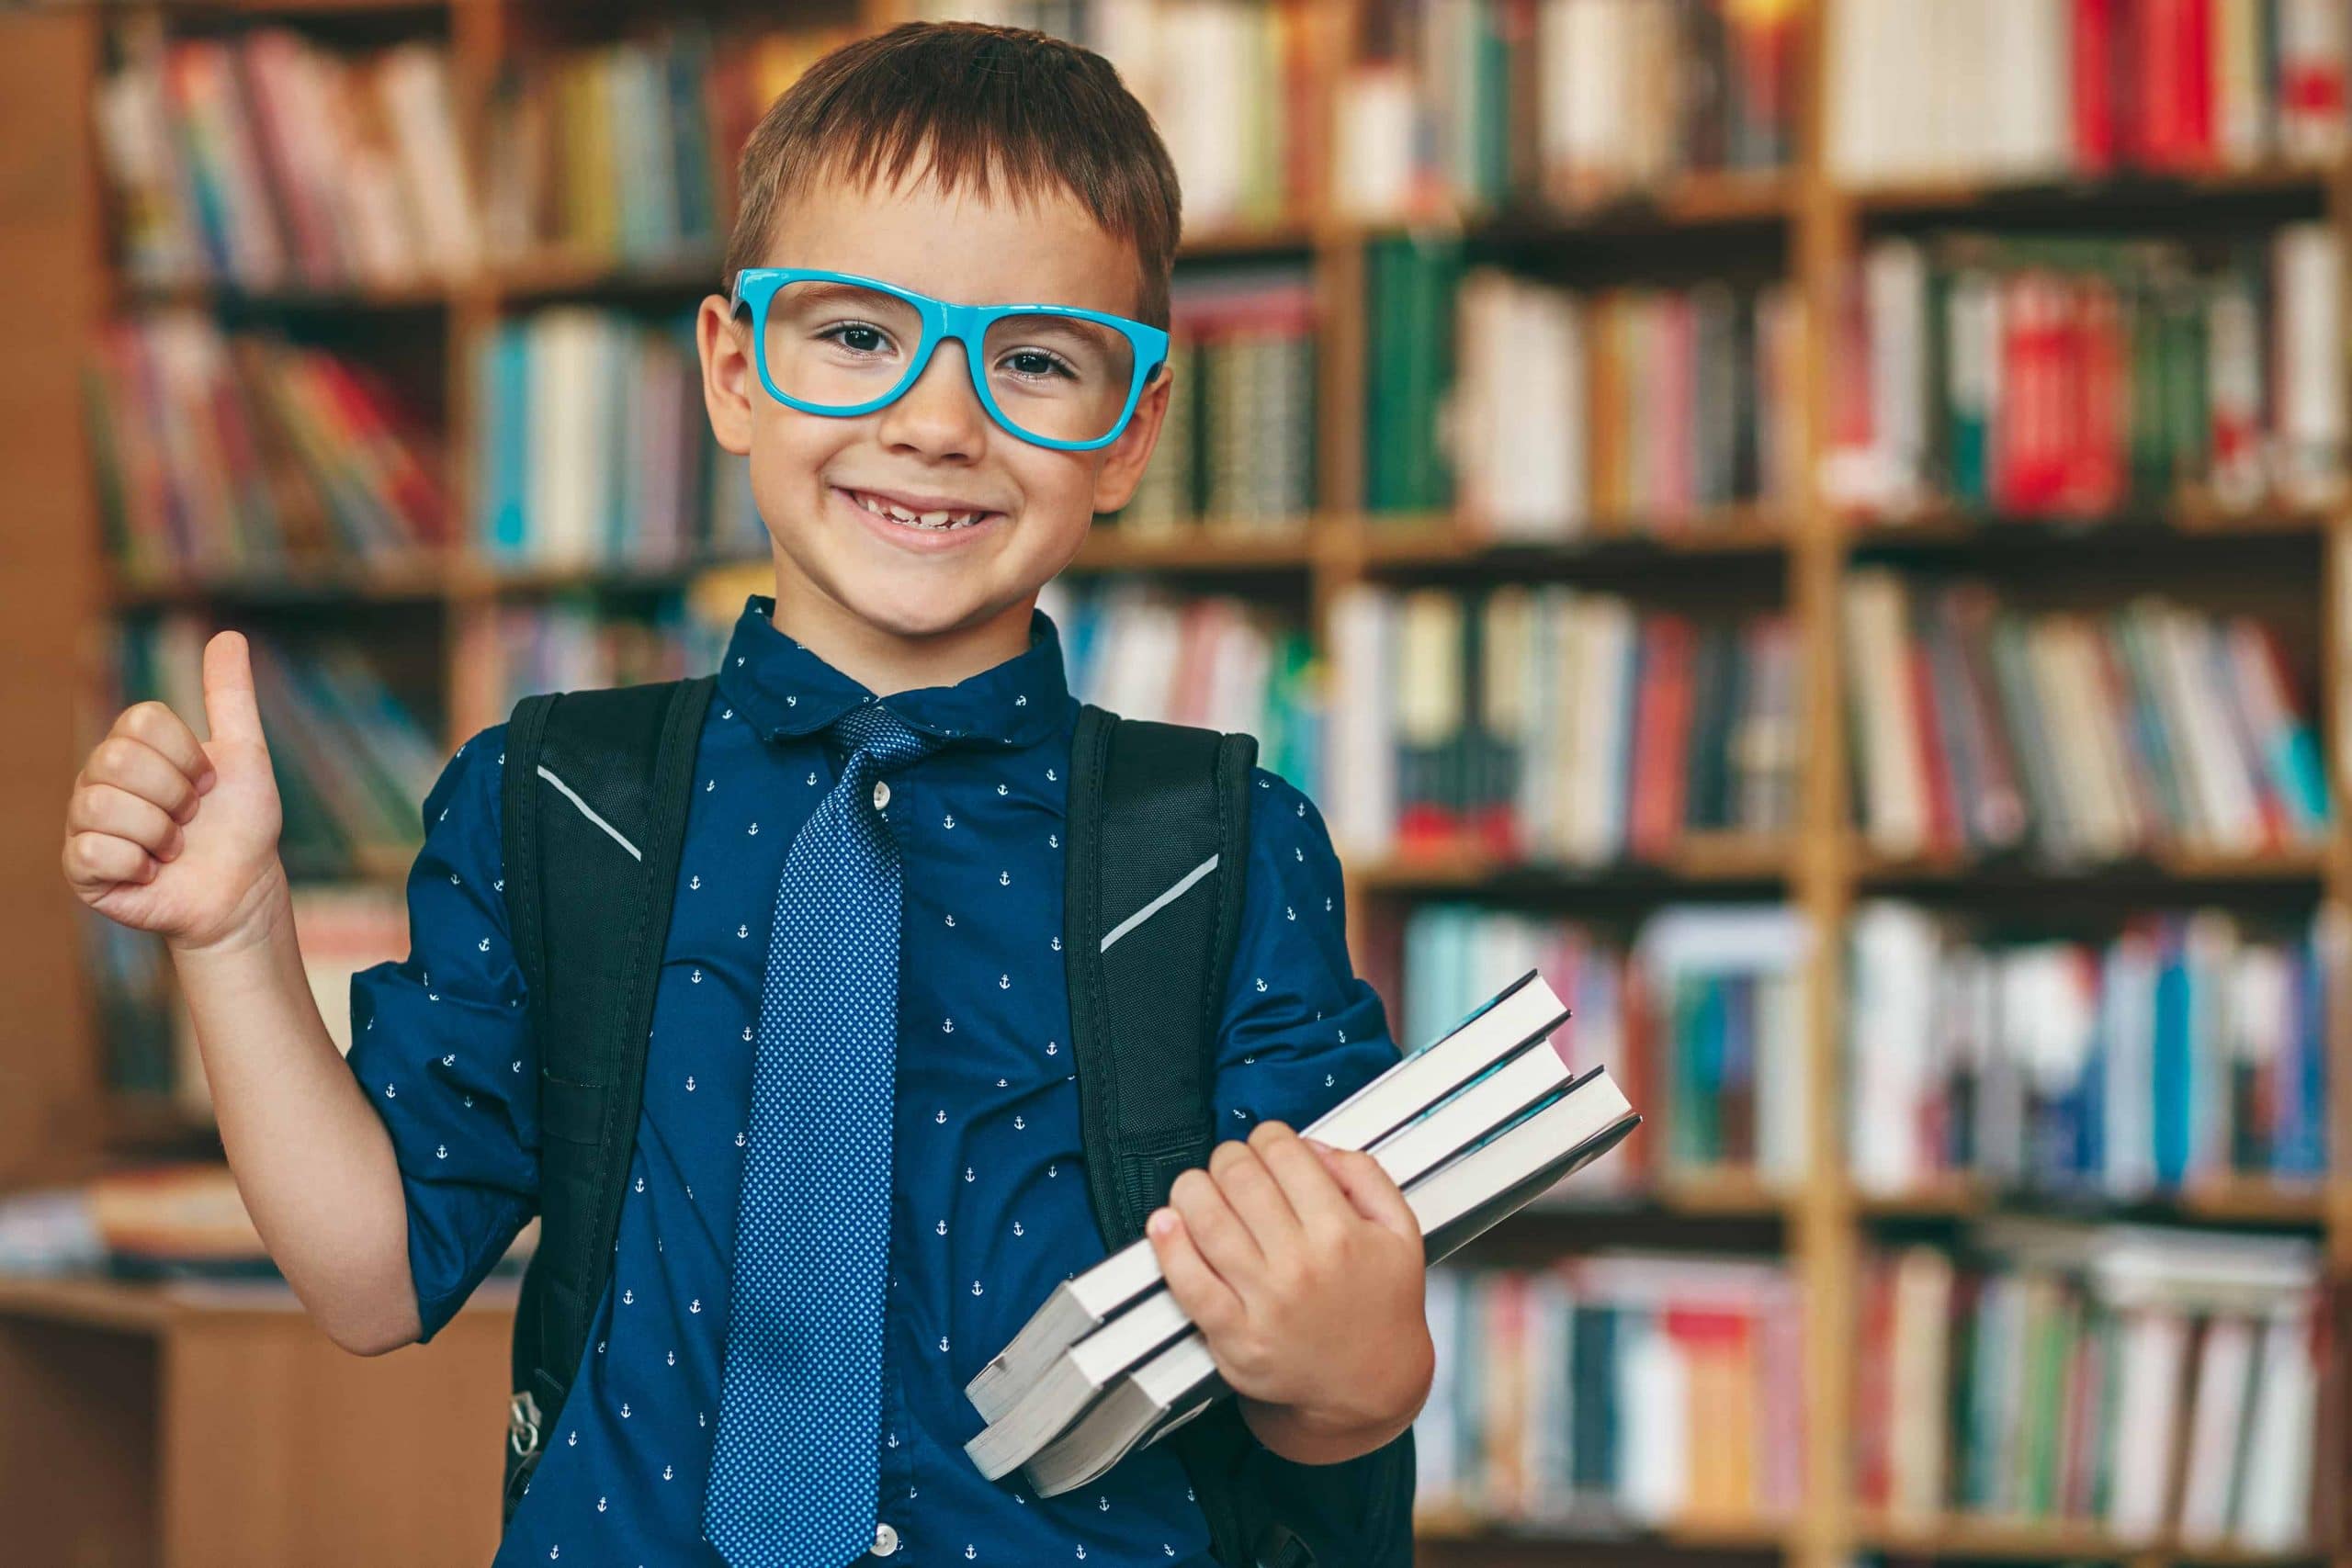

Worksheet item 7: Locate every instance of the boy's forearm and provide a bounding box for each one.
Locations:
[167,870,421,1355]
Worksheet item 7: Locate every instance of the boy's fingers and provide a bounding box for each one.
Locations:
[81,736,202,823]
[64,830,154,892]
[67,783,182,861]
[113,700,213,788]
[1168,1165,1262,1282]
[1306,1141,1420,1244]
[1249,1122,1357,1237]
[1148,1209,1242,1336]
[200,630,265,748]
[1216,1132,1306,1258]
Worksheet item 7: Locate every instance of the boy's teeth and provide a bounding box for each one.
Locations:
[853,490,981,528]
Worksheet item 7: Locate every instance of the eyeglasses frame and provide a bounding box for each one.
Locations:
[727,265,1171,453]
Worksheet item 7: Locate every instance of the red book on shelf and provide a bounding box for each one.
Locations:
[2072,0,2120,173]
[1628,614,1693,862]
[2178,0,2215,168]
[2139,0,2189,169]
[1905,636,1960,858]
[1995,272,2069,513]
[1618,956,1658,1185]
[2063,276,2128,514]
[1851,1260,1894,1510]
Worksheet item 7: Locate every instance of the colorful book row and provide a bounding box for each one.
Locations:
[88,312,448,580]
[1854,1226,2325,1551]
[1849,901,2337,1199]
[1418,1252,1804,1531]
[1843,572,2330,863]
[1340,0,1799,220]
[1827,225,2346,518]
[1327,583,1800,863]
[1829,0,2351,186]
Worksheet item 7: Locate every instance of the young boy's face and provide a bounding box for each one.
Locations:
[697,161,1170,653]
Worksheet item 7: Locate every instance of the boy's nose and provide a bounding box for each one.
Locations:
[875,337,989,459]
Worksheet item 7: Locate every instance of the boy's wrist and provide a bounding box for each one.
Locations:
[164,858,295,961]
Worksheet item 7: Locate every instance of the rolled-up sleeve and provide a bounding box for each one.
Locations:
[344,721,538,1343]
[1212,767,1401,1142]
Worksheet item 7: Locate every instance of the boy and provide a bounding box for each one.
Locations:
[62,20,1432,1565]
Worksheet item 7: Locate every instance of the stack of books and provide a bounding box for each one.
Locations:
[958,969,1640,1496]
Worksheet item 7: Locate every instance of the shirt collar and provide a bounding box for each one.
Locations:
[716,592,1070,751]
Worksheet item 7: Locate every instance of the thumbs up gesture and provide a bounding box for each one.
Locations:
[64,629,290,953]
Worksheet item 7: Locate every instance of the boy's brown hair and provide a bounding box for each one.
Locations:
[724,20,1184,331]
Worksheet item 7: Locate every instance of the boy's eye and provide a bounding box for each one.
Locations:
[821,321,896,355]
[1000,348,1078,381]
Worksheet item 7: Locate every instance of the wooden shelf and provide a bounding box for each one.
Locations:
[1349,833,1793,893]
[1352,171,1799,239]
[1856,1178,2332,1227]
[1069,524,1314,573]
[107,553,458,609]
[1850,842,2333,889]
[1840,160,2339,217]
[1844,501,2335,550]
[1855,1513,2325,1565]
[1352,509,1791,568]
[1417,1506,1795,1554]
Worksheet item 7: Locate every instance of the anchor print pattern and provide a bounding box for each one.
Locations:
[341,594,1396,1567]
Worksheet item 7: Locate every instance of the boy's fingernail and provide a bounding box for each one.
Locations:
[1304,1137,1334,1156]
[1148,1209,1175,1238]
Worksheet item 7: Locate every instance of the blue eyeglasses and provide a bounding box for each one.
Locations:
[728,266,1170,452]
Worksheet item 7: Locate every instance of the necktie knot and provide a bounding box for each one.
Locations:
[829,700,945,776]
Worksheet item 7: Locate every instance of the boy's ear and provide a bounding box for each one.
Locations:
[1088,361,1174,516]
[696,295,754,457]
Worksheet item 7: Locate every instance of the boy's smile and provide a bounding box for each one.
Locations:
[697,156,1170,699]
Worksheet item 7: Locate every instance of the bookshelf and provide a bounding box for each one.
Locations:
[14,1,2352,1565]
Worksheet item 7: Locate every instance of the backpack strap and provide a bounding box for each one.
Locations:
[497,674,717,1520]
[1063,703,1257,1246]
[1063,703,1418,1568]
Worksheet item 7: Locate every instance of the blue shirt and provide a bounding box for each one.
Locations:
[345,592,1401,1566]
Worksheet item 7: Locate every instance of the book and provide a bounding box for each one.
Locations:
[963,1009,1589,1478]
[1013,1063,1639,1496]
[962,967,1573,1420]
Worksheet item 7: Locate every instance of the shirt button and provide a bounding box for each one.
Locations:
[870,1521,899,1556]
[872,780,891,811]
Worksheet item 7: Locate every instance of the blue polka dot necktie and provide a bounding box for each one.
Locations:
[707,700,946,1566]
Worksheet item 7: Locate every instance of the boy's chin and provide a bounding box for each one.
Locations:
[828,570,1032,643]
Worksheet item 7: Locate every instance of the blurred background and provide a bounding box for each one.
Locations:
[2,0,2349,1562]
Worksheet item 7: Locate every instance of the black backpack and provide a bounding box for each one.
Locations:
[492,675,1417,1568]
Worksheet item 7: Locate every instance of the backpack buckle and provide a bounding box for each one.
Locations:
[508,1389,543,1457]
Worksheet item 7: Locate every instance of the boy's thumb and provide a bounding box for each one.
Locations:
[201,629,266,748]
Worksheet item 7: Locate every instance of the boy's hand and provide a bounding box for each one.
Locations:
[1145,1120,1434,1466]
[64,629,288,954]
